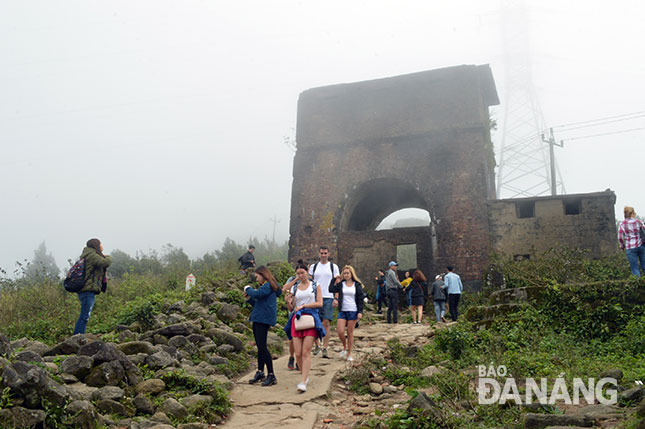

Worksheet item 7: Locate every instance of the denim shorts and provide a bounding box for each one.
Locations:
[319,297,334,320]
[337,310,358,321]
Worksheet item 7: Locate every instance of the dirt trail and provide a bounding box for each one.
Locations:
[223,321,433,428]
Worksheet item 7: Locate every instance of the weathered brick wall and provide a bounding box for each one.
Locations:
[289,65,499,291]
[488,191,618,258]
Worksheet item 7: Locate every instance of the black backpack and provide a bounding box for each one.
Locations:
[63,258,86,292]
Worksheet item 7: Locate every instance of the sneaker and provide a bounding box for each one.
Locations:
[261,373,277,386]
[248,371,265,384]
[339,349,347,358]
[312,345,321,356]
[441,316,447,323]
[322,348,329,359]
[287,356,295,370]
[347,355,354,362]
[297,378,309,392]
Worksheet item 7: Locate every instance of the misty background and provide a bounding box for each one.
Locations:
[2,0,644,276]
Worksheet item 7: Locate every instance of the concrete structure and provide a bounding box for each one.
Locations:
[288,65,499,290]
[488,191,618,259]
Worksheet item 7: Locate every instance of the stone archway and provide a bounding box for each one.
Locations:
[288,64,499,291]
[336,178,435,288]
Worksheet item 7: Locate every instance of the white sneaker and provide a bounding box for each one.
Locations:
[347,355,354,362]
[297,378,309,392]
[339,350,347,358]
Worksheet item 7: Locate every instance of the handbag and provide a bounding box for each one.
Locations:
[294,314,315,330]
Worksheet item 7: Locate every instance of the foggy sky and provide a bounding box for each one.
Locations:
[2,0,644,274]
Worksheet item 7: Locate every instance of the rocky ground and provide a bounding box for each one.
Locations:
[225,318,645,429]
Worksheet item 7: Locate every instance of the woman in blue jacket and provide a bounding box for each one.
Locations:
[244,266,281,386]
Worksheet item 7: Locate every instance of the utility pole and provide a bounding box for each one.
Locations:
[269,216,280,244]
[541,128,564,196]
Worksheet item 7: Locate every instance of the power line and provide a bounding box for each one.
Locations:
[552,110,645,129]
[554,114,645,133]
[564,127,645,142]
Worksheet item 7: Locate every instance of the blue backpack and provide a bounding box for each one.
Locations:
[64,258,86,292]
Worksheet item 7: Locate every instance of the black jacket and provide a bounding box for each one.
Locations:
[329,281,365,313]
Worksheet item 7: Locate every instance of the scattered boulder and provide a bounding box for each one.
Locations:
[85,360,125,387]
[601,368,624,381]
[201,292,217,306]
[0,407,46,428]
[0,333,13,357]
[91,386,125,402]
[79,341,121,364]
[44,335,92,356]
[158,398,188,420]
[620,386,644,405]
[60,355,94,380]
[146,351,180,370]
[217,303,239,322]
[15,350,43,363]
[117,341,156,355]
[180,394,213,409]
[134,393,156,415]
[96,398,130,416]
[420,365,442,378]
[206,328,244,352]
[217,344,235,354]
[523,413,595,429]
[156,323,197,338]
[136,379,166,395]
[369,383,383,395]
[2,361,67,408]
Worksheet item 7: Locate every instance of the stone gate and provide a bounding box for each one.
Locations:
[288,64,500,290]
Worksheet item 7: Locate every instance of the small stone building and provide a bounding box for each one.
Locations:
[488,191,618,259]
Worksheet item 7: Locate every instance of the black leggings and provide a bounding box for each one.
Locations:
[252,322,273,374]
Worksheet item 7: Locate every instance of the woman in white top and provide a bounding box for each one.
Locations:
[284,263,322,392]
[330,265,365,362]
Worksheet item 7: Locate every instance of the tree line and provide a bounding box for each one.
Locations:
[0,238,288,289]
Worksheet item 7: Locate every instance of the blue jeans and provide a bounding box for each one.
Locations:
[433,300,446,322]
[74,292,96,334]
[626,246,645,277]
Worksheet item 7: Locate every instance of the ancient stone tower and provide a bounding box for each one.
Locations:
[288,65,500,290]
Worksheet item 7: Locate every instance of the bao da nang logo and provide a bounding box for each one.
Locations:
[476,365,618,405]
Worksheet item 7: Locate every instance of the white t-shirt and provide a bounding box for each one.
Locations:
[308,261,339,299]
[294,281,318,308]
[341,282,358,312]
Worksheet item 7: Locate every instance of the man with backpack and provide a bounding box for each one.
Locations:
[308,246,340,358]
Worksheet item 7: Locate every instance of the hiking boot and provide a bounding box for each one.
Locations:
[287,356,295,370]
[249,371,265,384]
[312,345,321,356]
[322,348,329,359]
[261,373,277,386]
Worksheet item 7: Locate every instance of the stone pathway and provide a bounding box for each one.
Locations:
[223,321,435,428]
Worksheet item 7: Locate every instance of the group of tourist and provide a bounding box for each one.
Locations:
[244,246,365,393]
[379,261,463,324]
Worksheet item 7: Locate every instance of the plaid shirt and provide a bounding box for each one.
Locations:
[618,218,643,250]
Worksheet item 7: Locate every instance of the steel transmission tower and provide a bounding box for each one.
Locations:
[496,0,565,198]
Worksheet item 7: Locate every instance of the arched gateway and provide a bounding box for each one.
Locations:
[288,65,500,291]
